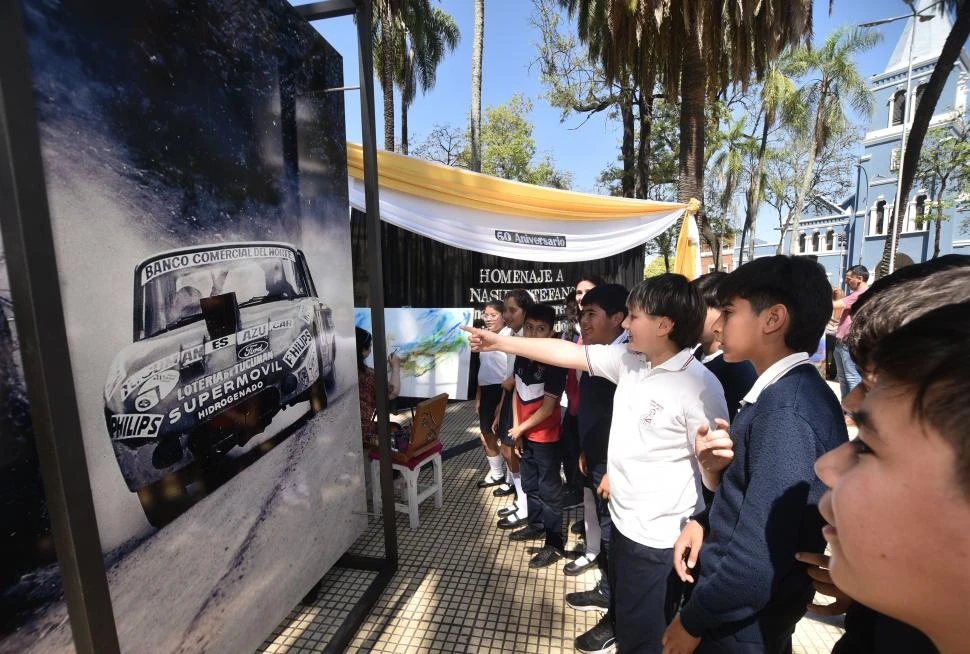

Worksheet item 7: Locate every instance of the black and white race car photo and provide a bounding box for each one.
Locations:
[104,242,336,526]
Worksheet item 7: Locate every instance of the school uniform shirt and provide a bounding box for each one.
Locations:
[585,345,728,549]
[513,355,567,443]
[478,326,511,385]
[577,332,628,468]
[679,352,849,638]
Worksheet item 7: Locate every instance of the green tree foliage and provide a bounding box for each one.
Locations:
[473,95,573,188]
[914,110,970,257]
[780,26,878,254]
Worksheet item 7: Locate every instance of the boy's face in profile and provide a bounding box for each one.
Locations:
[712,297,760,363]
[580,303,622,346]
[815,379,968,627]
[700,307,721,348]
[621,306,667,357]
[523,318,553,339]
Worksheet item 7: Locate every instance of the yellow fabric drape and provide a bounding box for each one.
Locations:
[673,199,702,280]
[346,143,686,221]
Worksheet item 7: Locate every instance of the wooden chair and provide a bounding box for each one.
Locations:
[369,393,447,528]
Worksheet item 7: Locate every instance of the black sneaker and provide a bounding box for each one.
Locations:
[575,614,616,654]
[492,484,515,497]
[565,589,608,612]
[496,505,518,518]
[570,520,586,537]
[508,524,545,541]
[497,515,528,529]
[529,544,564,569]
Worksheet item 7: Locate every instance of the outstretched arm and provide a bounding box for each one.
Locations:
[462,326,589,371]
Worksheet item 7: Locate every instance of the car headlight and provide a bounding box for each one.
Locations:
[105,358,127,401]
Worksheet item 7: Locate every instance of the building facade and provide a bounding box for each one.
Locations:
[734,0,970,286]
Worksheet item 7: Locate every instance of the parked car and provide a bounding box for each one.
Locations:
[104,242,336,526]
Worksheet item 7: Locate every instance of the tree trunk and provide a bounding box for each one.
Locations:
[380,5,395,151]
[401,103,409,155]
[785,143,819,255]
[934,177,947,258]
[635,91,653,199]
[679,34,716,265]
[621,91,635,198]
[470,0,484,172]
[740,110,771,266]
[877,2,970,276]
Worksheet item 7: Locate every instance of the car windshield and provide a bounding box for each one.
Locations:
[138,248,307,339]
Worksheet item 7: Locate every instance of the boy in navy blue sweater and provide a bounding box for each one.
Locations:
[663,255,848,654]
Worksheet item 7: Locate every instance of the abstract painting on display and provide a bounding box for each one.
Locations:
[355,308,473,400]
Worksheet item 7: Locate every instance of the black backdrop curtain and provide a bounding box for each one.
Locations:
[350,209,645,309]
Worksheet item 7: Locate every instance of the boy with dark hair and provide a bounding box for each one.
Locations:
[465,274,728,653]
[564,284,628,654]
[816,302,970,654]
[500,303,570,569]
[796,257,970,654]
[691,273,757,421]
[664,255,848,654]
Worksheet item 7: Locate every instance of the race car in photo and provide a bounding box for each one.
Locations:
[104,242,336,526]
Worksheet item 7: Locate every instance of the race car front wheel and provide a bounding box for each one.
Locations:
[136,471,194,528]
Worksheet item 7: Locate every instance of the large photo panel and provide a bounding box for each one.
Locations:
[18,0,365,651]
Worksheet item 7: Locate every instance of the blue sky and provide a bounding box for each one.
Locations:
[296,1,916,194]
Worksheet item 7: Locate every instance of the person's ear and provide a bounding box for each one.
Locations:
[761,303,789,336]
[656,316,674,337]
[609,311,625,328]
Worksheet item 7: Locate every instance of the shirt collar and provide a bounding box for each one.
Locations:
[742,352,811,405]
[701,349,723,364]
[650,347,696,373]
[611,332,628,346]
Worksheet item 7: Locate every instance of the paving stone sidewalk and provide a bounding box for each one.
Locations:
[262,400,845,653]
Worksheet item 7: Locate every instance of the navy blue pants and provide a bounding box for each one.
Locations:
[519,438,564,549]
[609,526,683,653]
[560,412,583,497]
[586,461,612,601]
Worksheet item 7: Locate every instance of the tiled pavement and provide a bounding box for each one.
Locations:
[261,401,845,653]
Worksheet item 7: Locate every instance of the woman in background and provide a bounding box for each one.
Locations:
[356,326,401,448]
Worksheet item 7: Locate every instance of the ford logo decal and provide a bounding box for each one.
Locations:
[238,339,270,359]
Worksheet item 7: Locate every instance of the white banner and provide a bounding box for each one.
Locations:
[348,178,685,262]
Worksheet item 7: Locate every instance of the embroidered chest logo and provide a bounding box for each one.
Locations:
[531,365,545,382]
[641,400,663,426]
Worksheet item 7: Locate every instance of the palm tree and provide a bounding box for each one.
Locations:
[559,0,814,256]
[397,6,460,155]
[738,63,797,265]
[877,0,970,276]
[374,0,407,151]
[470,0,484,171]
[780,26,878,255]
[708,113,758,269]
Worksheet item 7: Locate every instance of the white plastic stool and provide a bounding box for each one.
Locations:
[369,442,443,528]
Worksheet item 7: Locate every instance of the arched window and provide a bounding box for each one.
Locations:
[798,232,806,253]
[892,89,906,126]
[915,84,927,116]
[874,200,887,235]
[915,194,927,229]
[811,232,820,252]
[826,229,835,250]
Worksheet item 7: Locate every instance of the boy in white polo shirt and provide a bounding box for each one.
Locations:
[464,274,727,654]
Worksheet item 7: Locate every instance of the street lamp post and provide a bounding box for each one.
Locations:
[852,154,871,269]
